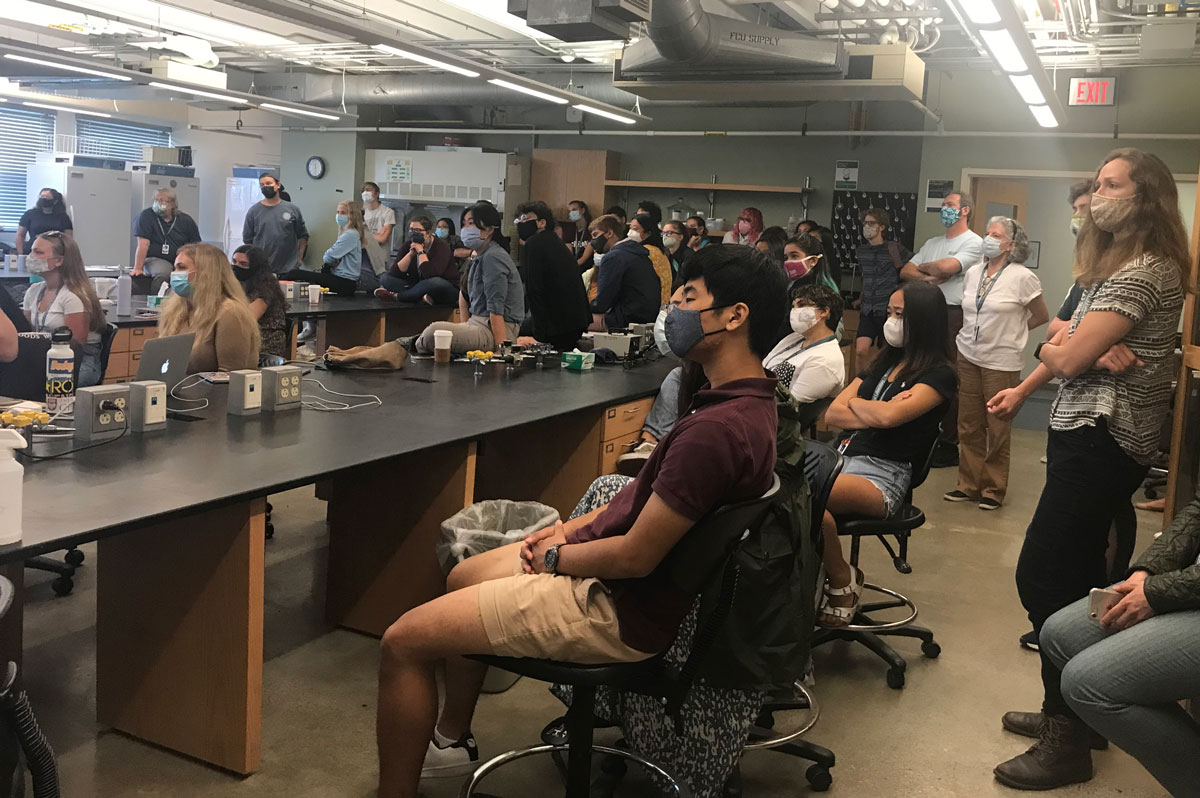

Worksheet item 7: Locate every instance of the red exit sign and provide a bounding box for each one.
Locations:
[1069,77,1116,106]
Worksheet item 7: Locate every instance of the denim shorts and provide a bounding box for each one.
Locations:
[841,455,912,516]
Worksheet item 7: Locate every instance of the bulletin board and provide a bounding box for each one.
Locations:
[830,190,919,297]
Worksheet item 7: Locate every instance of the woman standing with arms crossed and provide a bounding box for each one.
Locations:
[989,149,1188,790]
[943,217,1048,510]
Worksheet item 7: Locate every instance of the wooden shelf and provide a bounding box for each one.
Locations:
[604,179,813,195]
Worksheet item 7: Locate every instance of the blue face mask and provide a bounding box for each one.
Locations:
[568,209,582,222]
[940,206,961,228]
[662,303,732,358]
[170,271,193,298]
[335,214,349,227]
[435,227,449,239]
[460,226,484,250]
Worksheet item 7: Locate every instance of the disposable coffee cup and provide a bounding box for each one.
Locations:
[308,284,321,306]
[433,330,453,364]
[4,255,15,271]
[15,255,25,272]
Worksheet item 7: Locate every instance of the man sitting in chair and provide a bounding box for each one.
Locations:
[376,244,787,797]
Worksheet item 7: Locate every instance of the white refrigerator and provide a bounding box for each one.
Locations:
[26,161,132,267]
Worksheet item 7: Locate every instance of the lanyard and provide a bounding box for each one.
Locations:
[156,214,178,241]
[973,263,1008,341]
[872,369,898,401]
[769,334,835,369]
[803,334,837,351]
[35,284,54,332]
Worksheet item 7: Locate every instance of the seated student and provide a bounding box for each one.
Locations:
[661,219,693,282]
[232,245,288,360]
[411,203,523,356]
[513,201,591,351]
[435,217,466,270]
[375,244,786,796]
[617,282,844,474]
[587,214,660,332]
[160,243,261,373]
[281,200,362,297]
[630,213,673,305]
[819,282,955,627]
[23,231,106,387]
[1033,487,1200,797]
[375,214,459,306]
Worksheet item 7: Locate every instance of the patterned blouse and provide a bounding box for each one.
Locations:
[1049,253,1183,464]
[246,280,289,360]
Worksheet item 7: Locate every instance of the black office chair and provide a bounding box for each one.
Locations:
[810,434,942,689]
[97,322,118,380]
[0,576,59,798]
[732,441,842,794]
[462,475,781,798]
[795,397,834,440]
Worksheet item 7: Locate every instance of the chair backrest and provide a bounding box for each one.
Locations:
[97,323,118,378]
[802,440,843,547]
[795,396,833,433]
[908,423,943,496]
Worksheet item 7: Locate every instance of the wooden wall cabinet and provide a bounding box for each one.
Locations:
[531,148,620,230]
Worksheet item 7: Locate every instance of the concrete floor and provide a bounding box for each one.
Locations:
[21,428,1168,797]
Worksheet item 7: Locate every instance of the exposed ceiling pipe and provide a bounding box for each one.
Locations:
[188,123,1200,141]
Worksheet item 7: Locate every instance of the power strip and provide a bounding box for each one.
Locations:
[74,385,130,443]
[261,365,303,411]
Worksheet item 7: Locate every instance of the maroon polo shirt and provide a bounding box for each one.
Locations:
[565,374,778,653]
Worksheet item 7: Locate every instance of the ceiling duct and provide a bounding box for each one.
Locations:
[507,0,652,42]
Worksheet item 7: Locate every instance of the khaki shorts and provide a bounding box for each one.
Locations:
[477,569,651,665]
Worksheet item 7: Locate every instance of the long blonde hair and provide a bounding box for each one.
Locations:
[36,232,107,334]
[160,243,261,355]
[339,200,367,243]
[1074,148,1193,289]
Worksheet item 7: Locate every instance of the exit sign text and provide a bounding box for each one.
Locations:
[1069,77,1116,106]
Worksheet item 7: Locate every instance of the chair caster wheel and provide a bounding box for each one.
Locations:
[64,549,84,567]
[806,765,833,791]
[922,641,941,659]
[755,709,775,730]
[265,523,275,540]
[886,667,905,689]
[51,576,73,597]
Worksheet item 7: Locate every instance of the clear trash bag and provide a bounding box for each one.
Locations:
[436,500,560,576]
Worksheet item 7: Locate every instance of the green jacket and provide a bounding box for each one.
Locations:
[1131,494,1200,614]
[696,384,817,690]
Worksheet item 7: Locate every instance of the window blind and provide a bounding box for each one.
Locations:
[76,118,171,163]
[0,108,55,229]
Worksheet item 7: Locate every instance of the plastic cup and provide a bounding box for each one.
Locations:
[433,329,453,364]
[308,284,320,306]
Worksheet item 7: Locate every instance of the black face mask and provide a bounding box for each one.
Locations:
[233,267,250,281]
[409,230,426,245]
[516,219,539,241]
[37,198,54,210]
[261,186,277,199]
[591,234,607,254]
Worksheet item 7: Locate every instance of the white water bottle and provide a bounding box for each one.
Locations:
[117,266,133,316]
[45,327,75,415]
[0,429,25,545]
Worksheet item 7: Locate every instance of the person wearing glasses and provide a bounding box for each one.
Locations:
[375,214,460,306]
[132,188,201,289]
[15,188,72,256]
[722,207,764,246]
[661,219,693,281]
[685,216,711,252]
[22,231,106,386]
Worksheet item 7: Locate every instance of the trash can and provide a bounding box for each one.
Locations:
[437,499,560,576]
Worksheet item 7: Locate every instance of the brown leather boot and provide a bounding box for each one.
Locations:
[1002,710,1108,750]
[994,713,1093,790]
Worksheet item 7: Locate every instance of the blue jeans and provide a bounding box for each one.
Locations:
[643,366,682,441]
[1042,596,1200,796]
[379,273,458,305]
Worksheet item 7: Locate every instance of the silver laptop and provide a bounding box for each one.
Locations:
[135,332,195,397]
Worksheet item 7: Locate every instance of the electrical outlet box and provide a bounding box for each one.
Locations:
[261,365,303,411]
[228,369,262,416]
[74,385,131,443]
[128,380,167,432]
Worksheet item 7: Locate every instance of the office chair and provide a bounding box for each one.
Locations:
[0,576,59,798]
[462,475,781,798]
[795,397,834,440]
[810,434,942,689]
[728,441,842,795]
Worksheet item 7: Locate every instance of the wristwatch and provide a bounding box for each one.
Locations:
[543,543,562,575]
[1034,341,1047,361]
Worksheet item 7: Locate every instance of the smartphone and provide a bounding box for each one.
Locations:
[1088,587,1122,620]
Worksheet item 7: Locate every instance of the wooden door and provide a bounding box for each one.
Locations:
[969,178,1029,235]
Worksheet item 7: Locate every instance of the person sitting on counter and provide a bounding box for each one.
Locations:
[374,243,787,796]
[587,214,660,332]
[15,188,72,256]
[132,187,201,292]
[374,214,460,306]
[160,243,260,373]
[513,200,591,352]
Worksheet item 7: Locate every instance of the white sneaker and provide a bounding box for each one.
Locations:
[420,733,480,780]
[615,439,656,477]
[296,320,317,342]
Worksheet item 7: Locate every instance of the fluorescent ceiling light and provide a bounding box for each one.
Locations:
[488,78,568,104]
[3,53,132,81]
[433,0,555,40]
[372,45,480,78]
[979,28,1027,72]
[23,101,111,118]
[54,0,292,47]
[259,102,340,121]
[1008,73,1045,105]
[959,0,1001,24]
[1029,104,1058,128]
[148,81,244,104]
[572,104,637,125]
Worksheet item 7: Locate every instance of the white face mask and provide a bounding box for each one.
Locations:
[25,256,51,275]
[982,237,1005,259]
[593,253,603,267]
[653,307,672,356]
[790,306,818,334]
[361,191,376,204]
[662,234,679,249]
[627,229,643,242]
[883,316,904,348]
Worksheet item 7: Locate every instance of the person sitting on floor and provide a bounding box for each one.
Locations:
[819,281,956,627]
[409,202,524,357]
[587,214,661,332]
[512,201,591,352]
[1031,486,1200,798]
[375,243,786,797]
[616,281,844,476]
[160,243,261,373]
[375,214,460,306]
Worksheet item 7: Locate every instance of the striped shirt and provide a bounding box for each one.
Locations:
[1050,253,1183,463]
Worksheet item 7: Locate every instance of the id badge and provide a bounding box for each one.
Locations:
[162,243,170,255]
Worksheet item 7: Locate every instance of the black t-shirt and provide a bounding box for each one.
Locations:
[134,208,202,264]
[18,208,73,252]
[1056,282,1084,322]
[842,362,957,466]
